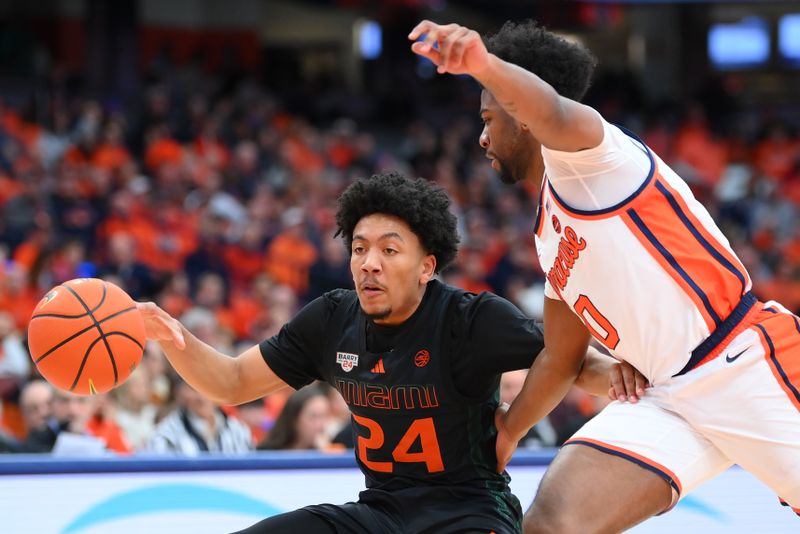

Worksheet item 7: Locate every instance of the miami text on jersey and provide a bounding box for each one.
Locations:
[546,226,587,293]
[335,378,440,410]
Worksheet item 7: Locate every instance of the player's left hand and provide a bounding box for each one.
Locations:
[608,361,650,403]
[494,403,519,473]
[408,20,489,76]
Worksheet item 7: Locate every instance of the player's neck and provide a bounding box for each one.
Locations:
[529,151,545,189]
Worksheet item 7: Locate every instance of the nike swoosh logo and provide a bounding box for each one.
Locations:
[726,349,747,363]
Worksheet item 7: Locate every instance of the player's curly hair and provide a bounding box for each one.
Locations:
[484,20,597,102]
[335,170,459,274]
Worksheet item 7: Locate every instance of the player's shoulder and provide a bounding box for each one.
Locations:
[293,288,357,326]
[544,112,647,161]
[322,287,358,306]
[438,281,522,320]
[315,288,359,316]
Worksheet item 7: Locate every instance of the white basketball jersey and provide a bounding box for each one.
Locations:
[535,126,751,383]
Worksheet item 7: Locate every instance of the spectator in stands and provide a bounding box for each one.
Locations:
[0,36,799,462]
[180,307,235,355]
[84,394,132,454]
[141,342,172,408]
[0,311,31,399]
[0,393,19,452]
[184,211,230,293]
[307,235,353,300]
[100,232,156,300]
[113,368,158,451]
[18,380,54,440]
[191,272,237,338]
[147,378,252,455]
[323,383,352,449]
[257,385,331,451]
[234,399,271,445]
[0,262,39,331]
[264,207,317,295]
[21,390,93,453]
[0,427,16,452]
[16,387,130,454]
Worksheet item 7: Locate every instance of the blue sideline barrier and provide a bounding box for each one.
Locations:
[0,449,795,533]
[0,448,556,475]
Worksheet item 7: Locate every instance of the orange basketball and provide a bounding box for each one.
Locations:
[27,278,146,395]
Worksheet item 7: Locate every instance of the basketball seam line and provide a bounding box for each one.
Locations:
[32,285,108,320]
[34,306,138,364]
[63,283,120,391]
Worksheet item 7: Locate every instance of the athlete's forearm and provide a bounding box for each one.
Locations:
[475,55,561,128]
[502,297,590,440]
[158,327,241,405]
[574,346,616,396]
[473,55,602,152]
[504,350,582,440]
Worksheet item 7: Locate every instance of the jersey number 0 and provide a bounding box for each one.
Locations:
[574,294,620,350]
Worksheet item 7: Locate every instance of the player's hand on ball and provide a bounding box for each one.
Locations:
[494,403,519,473]
[408,20,489,76]
[136,302,186,350]
[608,361,650,403]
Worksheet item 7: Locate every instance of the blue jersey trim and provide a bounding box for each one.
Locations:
[564,439,681,495]
[674,292,756,377]
[654,180,747,293]
[627,208,722,327]
[754,322,800,406]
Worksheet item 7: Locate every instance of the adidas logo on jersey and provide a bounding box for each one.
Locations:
[371,359,385,373]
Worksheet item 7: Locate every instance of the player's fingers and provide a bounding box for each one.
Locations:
[417,23,460,60]
[609,366,626,402]
[410,41,442,65]
[440,27,472,73]
[153,314,186,350]
[418,26,444,53]
[408,19,436,41]
[437,26,463,70]
[136,301,157,315]
[621,363,638,403]
[634,370,649,398]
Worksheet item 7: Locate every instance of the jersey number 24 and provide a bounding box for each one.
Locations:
[353,414,445,473]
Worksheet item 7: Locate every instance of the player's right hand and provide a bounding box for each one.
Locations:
[408,20,489,76]
[137,302,186,350]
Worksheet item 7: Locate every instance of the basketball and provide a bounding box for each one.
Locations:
[27,278,146,396]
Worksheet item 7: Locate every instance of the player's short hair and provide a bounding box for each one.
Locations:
[484,20,597,102]
[335,170,459,274]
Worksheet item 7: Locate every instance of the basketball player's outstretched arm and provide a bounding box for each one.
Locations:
[137,302,288,405]
[409,20,603,152]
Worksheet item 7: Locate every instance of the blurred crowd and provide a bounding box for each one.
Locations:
[0,58,799,456]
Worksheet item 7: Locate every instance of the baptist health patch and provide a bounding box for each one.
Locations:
[336,352,359,372]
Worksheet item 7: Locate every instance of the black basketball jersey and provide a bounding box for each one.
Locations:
[318,280,509,494]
